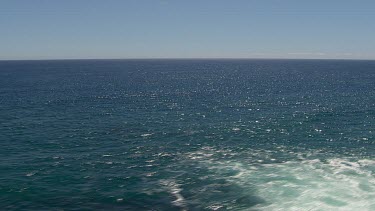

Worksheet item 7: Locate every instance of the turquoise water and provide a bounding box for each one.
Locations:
[0,59,374,210]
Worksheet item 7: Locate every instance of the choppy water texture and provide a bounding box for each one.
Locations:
[1,59,375,210]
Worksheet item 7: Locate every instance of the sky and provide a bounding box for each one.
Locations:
[1,0,375,60]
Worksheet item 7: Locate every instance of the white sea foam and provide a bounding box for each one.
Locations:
[240,159,374,210]
[160,179,187,210]
[26,171,37,177]
[141,133,153,137]
[185,147,375,210]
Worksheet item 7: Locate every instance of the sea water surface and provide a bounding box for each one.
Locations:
[0,59,374,210]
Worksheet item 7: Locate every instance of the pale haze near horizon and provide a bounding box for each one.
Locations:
[1,0,375,60]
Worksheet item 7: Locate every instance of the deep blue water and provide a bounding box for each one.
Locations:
[1,59,375,210]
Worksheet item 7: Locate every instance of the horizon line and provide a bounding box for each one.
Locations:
[1,57,375,62]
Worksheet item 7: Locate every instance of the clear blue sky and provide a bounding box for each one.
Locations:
[1,0,375,60]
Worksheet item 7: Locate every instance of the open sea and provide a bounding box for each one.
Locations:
[1,59,375,210]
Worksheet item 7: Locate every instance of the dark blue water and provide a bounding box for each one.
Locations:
[1,59,375,210]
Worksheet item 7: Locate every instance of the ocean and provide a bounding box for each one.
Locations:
[0,59,374,210]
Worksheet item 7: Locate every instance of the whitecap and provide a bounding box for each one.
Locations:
[26,171,37,177]
[160,180,187,210]
[141,133,153,137]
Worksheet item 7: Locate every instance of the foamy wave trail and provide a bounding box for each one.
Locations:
[160,179,188,211]
[253,159,375,210]
[186,148,375,210]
